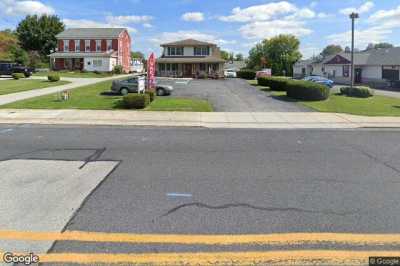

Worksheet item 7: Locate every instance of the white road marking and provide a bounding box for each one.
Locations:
[0,159,118,255]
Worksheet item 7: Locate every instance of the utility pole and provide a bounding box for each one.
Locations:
[350,12,359,89]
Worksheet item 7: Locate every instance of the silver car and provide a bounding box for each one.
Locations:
[111,77,174,96]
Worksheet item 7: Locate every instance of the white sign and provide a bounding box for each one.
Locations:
[138,76,145,93]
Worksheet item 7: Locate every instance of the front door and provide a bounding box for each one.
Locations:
[355,68,362,83]
[184,64,192,77]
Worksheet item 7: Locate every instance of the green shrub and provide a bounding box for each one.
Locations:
[237,69,256,80]
[112,65,123,74]
[122,93,150,109]
[340,86,374,98]
[146,91,156,102]
[257,76,290,91]
[48,74,60,82]
[286,80,330,101]
[12,73,25,80]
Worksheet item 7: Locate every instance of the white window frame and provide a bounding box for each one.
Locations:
[96,40,101,52]
[75,40,80,52]
[93,59,102,67]
[64,40,69,52]
[85,40,90,52]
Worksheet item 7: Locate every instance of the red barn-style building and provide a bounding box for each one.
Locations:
[49,28,131,73]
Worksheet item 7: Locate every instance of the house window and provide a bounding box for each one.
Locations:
[107,40,112,51]
[75,40,80,52]
[93,59,102,67]
[64,40,69,52]
[159,64,165,71]
[96,40,101,52]
[166,64,171,71]
[194,47,209,56]
[171,64,178,71]
[343,65,350,77]
[199,63,206,71]
[85,40,90,52]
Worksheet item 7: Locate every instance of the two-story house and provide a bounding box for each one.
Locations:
[49,28,131,73]
[156,39,225,78]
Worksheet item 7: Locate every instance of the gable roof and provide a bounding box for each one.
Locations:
[56,28,127,39]
[161,39,216,47]
[321,47,400,66]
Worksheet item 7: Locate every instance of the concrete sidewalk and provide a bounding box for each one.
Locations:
[0,74,131,106]
[1,109,400,129]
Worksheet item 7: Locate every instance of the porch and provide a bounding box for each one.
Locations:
[51,58,84,71]
[157,62,224,79]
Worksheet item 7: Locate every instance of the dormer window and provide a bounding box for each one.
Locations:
[167,47,183,56]
[194,47,210,56]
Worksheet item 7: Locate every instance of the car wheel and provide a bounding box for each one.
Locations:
[156,88,165,96]
[24,72,31,78]
[120,88,129,96]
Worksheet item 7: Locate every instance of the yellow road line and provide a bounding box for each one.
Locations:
[2,250,400,265]
[1,230,400,246]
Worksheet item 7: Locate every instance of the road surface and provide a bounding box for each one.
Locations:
[0,124,400,265]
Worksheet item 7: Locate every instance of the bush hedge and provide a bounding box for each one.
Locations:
[286,80,330,101]
[237,69,256,80]
[257,76,290,91]
[122,93,150,109]
[48,74,60,82]
[146,91,156,102]
[12,73,25,80]
[112,65,123,74]
[340,86,374,98]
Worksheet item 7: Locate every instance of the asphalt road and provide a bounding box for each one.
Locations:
[1,125,400,265]
[172,78,310,112]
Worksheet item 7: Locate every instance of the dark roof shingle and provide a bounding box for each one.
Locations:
[56,28,127,39]
[161,39,216,47]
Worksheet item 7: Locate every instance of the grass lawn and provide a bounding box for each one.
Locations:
[1,80,213,112]
[248,79,400,116]
[33,71,115,78]
[0,79,70,95]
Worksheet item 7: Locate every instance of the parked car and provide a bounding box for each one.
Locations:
[224,69,237,78]
[0,62,33,77]
[256,68,272,79]
[111,76,174,96]
[303,75,334,88]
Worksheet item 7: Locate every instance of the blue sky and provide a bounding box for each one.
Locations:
[1,0,400,58]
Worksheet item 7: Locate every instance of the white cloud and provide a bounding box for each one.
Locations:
[63,18,137,33]
[327,27,391,48]
[368,5,400,29]
[105,15,153,24]
[0,0,54,16]
[143,23,153,28]
[328,4,399,49]
[339,1,374,15]
[181,12,204,22]
[219,1,297,22]
[149,30,232,46]
[239,20,313,39]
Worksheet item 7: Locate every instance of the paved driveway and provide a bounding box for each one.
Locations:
[172,78,310,112]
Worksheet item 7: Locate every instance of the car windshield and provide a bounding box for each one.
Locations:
[2,2,399,266]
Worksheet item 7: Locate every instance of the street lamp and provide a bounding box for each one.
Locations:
[350,12,359,89]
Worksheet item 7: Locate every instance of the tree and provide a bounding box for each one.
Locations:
[228,52,234,61]
[320,45,343,57]
[246,35,302,76]
[131,51,144,59]
[9,44,29,65]
[220,50,230,61]
[374,42,393,49]
[235,53,244,61]
[16,15,64,57]
[265,35,302,76]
